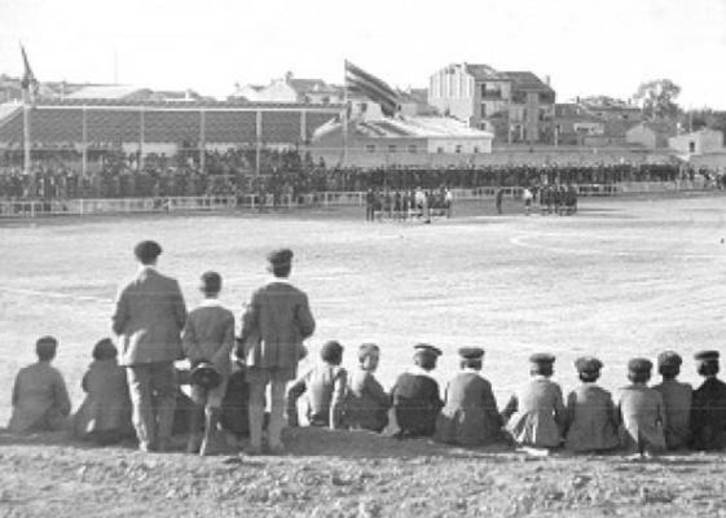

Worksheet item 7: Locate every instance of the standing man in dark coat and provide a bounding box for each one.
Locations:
[435,347,503,446]
[391,344,443,438]
[238,248,315,454]
[112,240,187,452]
[691,350,726,451]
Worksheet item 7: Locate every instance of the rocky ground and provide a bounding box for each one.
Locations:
[2,427,726,517]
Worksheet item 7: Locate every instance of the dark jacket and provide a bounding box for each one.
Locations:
[392,371,443,437]
[691,377,726,451]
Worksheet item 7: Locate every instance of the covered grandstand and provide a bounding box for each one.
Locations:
[0,99,341,172]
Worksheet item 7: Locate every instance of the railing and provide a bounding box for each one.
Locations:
[0,181,721,218]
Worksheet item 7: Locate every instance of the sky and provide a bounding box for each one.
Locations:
[1,0,725,108]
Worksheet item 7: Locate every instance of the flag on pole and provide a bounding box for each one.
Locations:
[20,44,39,102]
[344,60,399,117]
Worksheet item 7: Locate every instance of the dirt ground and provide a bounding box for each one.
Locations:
[1,194,726,516]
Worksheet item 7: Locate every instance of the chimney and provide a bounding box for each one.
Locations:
[544,75,550,86]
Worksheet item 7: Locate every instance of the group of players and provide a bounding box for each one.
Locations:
[365,186,453,222]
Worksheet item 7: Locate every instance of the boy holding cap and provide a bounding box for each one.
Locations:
[691,350,726,450]
[564,356,619,453]
[615,358,666,456]
[435,347,503,446]
[345,343,391,433]
[501,353,566,449]
[238,248,315,454]
[391,344,444,438]
[182,271,235,455]
[652,351,692,450]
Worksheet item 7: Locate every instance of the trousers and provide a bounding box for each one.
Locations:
[127,362,177,448]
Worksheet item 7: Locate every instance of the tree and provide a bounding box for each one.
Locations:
[633,79,682,120]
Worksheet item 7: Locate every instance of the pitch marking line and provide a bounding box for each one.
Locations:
[0,286,111,304]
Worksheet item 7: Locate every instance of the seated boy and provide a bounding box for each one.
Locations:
[564,356,619,453]
[287,340,347,429]
[391,344,444,438]
[435,347,503,446]
[615,358,667,456]
[74,338,133,444]
[8,336,71,433]
[691,350,726,451]
[182,271,235,455]
[652,351,692,450]
[345,343,390,433]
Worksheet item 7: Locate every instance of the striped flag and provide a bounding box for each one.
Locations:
[20,44,39,102]
[345,60,399,117]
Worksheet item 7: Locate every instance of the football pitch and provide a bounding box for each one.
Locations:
[1,195,725,423]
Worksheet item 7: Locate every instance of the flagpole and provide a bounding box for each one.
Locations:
[22,88,32,196]
[342,60,349,168]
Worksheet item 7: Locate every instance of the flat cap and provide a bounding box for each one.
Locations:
[414,343,442,357]
[529,353,556,365]
[134,240,162,262]
[574,356,603,373]
[267,248,293,267]
[358,343,380,359]
[458,347,485,360]
[628,358,653,373]
[694,350,720,362]
[657,350,682,369]
[190,361,222,390]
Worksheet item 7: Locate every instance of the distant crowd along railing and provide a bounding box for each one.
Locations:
[0,179,718,218]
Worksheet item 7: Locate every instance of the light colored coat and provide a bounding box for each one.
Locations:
[112,267,187,366]
[435,371,503,446]
[502,377,566,448]
[9,362,71,433]
[74,358,133,437]
[239,280,315,376]
[182,300,235,378]
[615,384,667,453]
[564,383,619,452]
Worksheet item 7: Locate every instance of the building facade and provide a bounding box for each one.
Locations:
[669,128,724,155]
[428,63,555,144]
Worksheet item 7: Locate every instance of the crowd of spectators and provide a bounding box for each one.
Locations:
[0,146,724,202]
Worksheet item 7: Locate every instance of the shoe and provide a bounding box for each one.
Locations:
[268,441,285,455]
[156,438,172,453]
[245,443,263,456]
[186,434,202,454]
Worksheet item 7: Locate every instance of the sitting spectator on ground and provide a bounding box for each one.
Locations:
[435,347,504,446]
[501,353,565,449]
[8,336,71,433]
[652,351,692,450]
[73,338,133,445]
[690,350,726,451]
[391,344,444,438]
[615,358,666,456]
[182,271,236,456]
[564,356,619,453]
[287,340,347,429]
[344,343,390,433]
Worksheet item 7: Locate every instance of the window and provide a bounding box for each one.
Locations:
[455,144,462,154]
[408,144,417,153]
[366,144,375,153]
[689,141,696,153]
[437,147,444,154]
[480,104,487,118]
[473,146,480,154]
[388,144,397,153]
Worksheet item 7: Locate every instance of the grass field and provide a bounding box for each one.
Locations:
[1,195,726,425]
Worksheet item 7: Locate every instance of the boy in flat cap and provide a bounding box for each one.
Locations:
[73,338,133,445]
[286,340,347,429]
[690,350,726,451]
[344,343,391,433]
[435,347,503,446]
[238,248,315,454]
[652,351,692,450]
[391,344,444,438]
[564,356,619,453]
[615,358,666,456]
[8,336,71,433]
[501,353,565,449]
[112,240,187,452]
[182,271,235,455]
